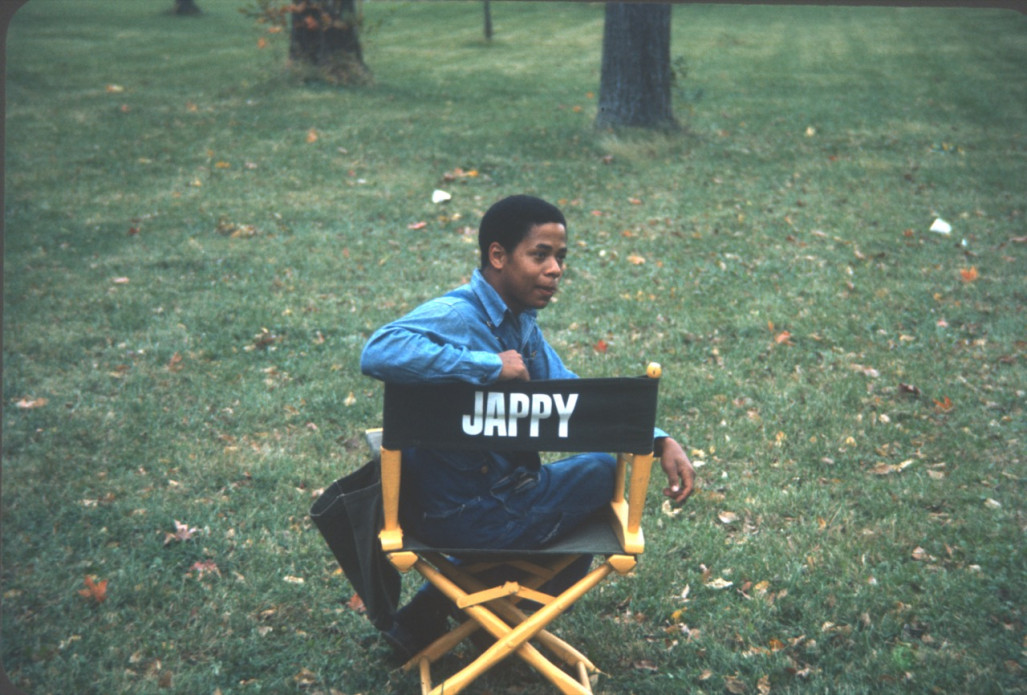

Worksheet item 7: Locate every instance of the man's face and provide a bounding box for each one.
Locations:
[488,222,568,315]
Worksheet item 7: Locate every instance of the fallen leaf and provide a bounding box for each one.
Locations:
[911,546,935,562]
[870,461,912,475]
[346,594,366,614]
[249,328,279,350]
[306,128,319,144]
[959,266,979,282]
[933,396,954,412]
[188,560,221,579]
[78,575,108,603]
[167,353,184,372]
[627,253,646,265]
[718,511,739,524]
[594,339,608,354]
[164,520,198,545]
[294,668,317,686]
[898,382,921,397]
[725,674,748,693]
[852,364,880,378]
[705,577,734,590]
[14,397,48,409]
[408,221,427,230]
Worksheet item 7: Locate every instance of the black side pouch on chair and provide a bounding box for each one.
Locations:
[310,458,400,632]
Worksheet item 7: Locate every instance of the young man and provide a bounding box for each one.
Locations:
[361,194,695,657]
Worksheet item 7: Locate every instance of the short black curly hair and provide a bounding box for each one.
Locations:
[478,195,567,268]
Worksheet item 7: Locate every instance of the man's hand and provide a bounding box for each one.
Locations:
[657,436,695,504]
[498,350,530,381]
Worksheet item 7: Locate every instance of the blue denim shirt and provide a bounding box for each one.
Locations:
[361,268,575,384]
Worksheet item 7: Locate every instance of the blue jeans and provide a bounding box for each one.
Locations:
[394,449,617,625]
[400,448,618,550]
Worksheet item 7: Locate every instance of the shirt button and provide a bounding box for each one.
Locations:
[480,465,489,475]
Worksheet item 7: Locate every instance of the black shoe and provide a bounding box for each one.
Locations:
[382,591,449,660]
[384,619,430,661]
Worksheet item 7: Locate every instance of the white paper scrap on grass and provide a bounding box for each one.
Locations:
[929,217,952,234]
[432,189,452,204]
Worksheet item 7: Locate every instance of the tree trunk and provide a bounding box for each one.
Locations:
[595,3,676,131]
[484,1,493,41]
[289,0,372,85]
[173,0,202,15]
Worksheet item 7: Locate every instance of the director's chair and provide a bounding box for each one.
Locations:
[375,366,662,694]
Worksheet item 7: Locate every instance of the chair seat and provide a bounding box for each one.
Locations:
[398,511,625,558]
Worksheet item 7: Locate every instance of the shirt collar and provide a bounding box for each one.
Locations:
[470,268,536,327]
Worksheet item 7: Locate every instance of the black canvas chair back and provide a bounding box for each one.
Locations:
[382,375,659,455]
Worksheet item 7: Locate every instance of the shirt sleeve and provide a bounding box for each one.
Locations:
[360,300,504,385]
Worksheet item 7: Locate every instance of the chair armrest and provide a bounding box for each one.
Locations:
[609,451,653,555]
[379,446,405,551]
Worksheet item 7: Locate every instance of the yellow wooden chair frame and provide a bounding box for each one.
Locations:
[376,366,662,695]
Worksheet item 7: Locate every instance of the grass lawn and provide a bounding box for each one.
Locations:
[2,1,1025,693]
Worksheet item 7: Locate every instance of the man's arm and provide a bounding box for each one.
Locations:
[360,302,503,384]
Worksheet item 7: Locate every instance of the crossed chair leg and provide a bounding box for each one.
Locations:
[397,552,637,695]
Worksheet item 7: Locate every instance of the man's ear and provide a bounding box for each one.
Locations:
[487,241,507,271]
